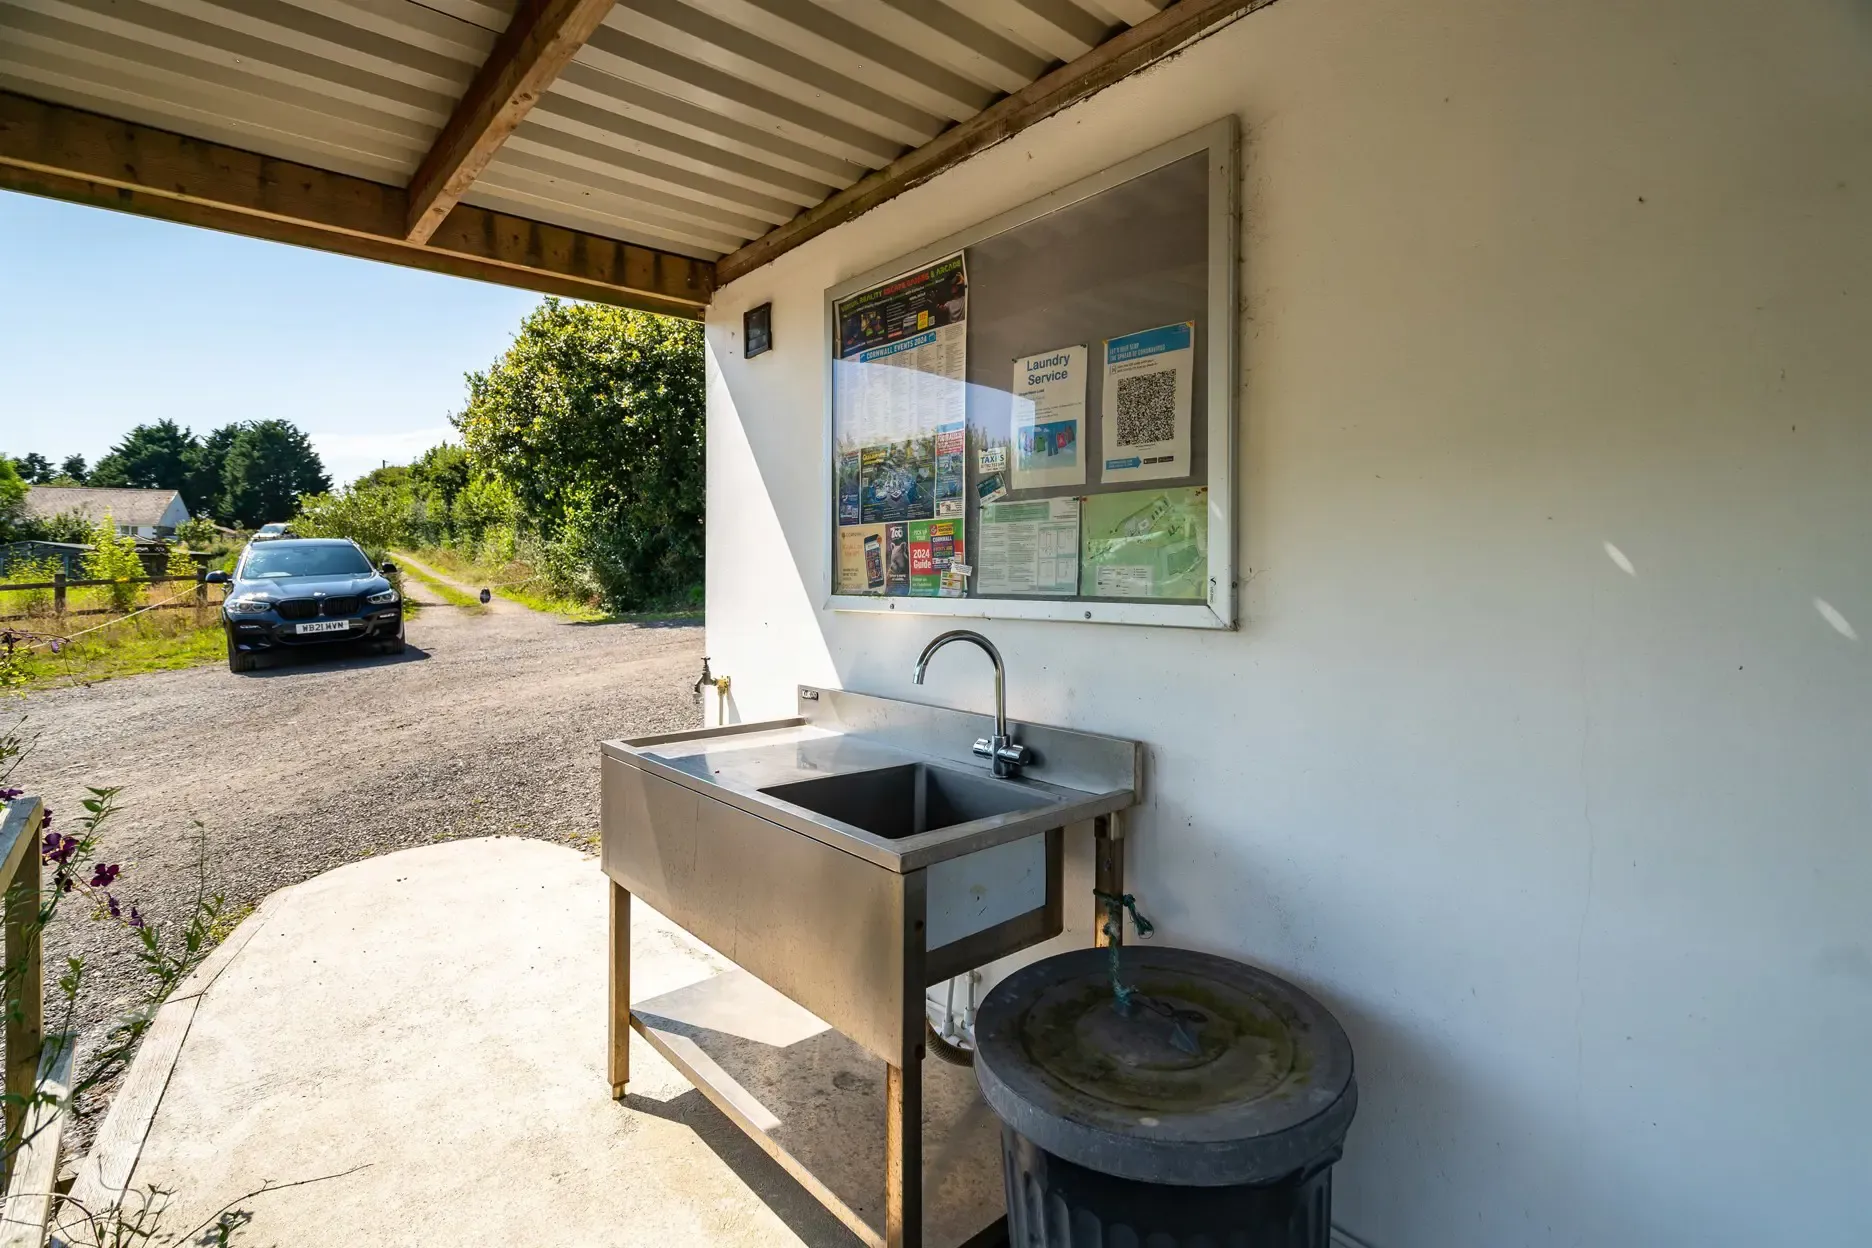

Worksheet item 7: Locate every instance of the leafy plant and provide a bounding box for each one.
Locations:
[174,516,219,551]
[80,518,145,614]
[79,516,145,613]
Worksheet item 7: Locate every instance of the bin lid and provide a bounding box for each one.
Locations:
[973,945,1356,1186]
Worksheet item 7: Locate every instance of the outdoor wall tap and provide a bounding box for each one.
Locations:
[912,630,1033,777]
[694,657,730,723]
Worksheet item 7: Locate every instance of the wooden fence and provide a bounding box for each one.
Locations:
[0,574,219,622]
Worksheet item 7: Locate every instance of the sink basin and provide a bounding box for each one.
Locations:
[760,762,1053,841]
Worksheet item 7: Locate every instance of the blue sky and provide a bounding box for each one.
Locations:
[0,192,542,486]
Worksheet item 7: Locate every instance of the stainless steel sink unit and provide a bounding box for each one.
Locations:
[601,685,1140,1248]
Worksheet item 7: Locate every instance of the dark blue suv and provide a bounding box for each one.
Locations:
[206,538,404,673]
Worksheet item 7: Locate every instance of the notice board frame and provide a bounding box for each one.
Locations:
[821,117,1238,629]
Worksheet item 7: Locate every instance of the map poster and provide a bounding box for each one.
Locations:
[978,498,1080,596]
[860,437,935,524]
[838,524,887,595]
[1079,486,1208,600]
[1100,322,1194,483]
[1010,345,1087,490]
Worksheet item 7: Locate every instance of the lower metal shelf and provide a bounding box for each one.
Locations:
[631,969,1006,1248]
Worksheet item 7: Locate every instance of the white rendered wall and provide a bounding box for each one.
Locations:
[703,1,1872,1243]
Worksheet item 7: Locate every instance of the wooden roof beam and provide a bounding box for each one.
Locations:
[405,0,619,244]
[715,0,1284,287]
[0,91,712,318]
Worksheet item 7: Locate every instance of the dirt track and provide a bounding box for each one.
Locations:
[11,564,704,1151]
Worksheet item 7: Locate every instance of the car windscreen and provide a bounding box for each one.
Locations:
[242,545,372,579]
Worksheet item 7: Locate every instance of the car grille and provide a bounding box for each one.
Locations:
[321,596,360,615]
[275,599,317,620]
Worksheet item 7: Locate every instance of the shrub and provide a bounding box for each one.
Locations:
[81,516,147,613]
[164,539,198,581]
[3,556,62,615]
[175,515,219,549]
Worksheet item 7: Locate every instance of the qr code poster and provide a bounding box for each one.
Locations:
[1100,322,1194,484]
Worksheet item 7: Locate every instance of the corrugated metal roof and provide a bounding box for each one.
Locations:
[0,0,1169,260]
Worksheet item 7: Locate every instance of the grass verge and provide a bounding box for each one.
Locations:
[3,608,228,689]
[403,547,701,624]
[397,561,486,613]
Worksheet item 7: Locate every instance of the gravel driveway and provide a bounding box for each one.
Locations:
[9,563,704,1152]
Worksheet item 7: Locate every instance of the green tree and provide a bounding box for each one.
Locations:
[59,453,88,483]
[455,300,703,608]
[188,423,242,521]
[0,456,26,539]
[88,420,200,500]
[219,420,331,528]
[411,443,472,511]
[14,452,54,483]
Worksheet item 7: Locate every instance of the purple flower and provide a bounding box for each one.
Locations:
[106,894,121,919]
[41,833,78,866]
[128,906,145,930]
[40,808,51,828]
[48,639,61,655]
[0,788,22,802]
[88,863,120,889]
[58,877,72,893]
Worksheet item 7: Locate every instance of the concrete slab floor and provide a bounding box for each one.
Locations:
[61,838,870,1247]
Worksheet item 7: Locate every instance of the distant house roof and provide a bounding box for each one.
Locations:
[21,486,188,528]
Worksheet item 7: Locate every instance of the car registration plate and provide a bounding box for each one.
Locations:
[296,619,351,635]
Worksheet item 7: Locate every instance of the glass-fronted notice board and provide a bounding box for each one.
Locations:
[824,119,1238,629]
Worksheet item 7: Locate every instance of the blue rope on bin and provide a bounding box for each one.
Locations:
[1094,890,1155,1016]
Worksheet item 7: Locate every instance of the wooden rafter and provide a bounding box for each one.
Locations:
[714,0,1284,287]
[0,91,712,318]
[404,0,618,244]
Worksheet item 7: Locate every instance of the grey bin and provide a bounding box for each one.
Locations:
[972,945,1357,1247]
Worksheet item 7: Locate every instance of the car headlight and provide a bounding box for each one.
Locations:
[366,589,400,605]
[224,596,274,615]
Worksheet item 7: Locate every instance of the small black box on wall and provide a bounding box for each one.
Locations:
[744,303,773,358]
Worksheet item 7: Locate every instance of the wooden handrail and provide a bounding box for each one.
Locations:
[0,797,46,1161]
[0,796,64,1248]
[0,1036,74,1248]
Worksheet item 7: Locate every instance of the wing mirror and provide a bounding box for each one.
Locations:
[380,561,398,574]
[202,570,229,585]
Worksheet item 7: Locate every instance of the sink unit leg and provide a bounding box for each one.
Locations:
[886,869,928,1248]
[609,879,631,1099]
[1093,812,1124,949]
[885,1056,922,1248]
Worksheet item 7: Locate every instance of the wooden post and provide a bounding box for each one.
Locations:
[1,798,46,1180]
[608,880,630,1099]
[1094,812,1123,949]
[50,574,64,617]
[885,870,928,1248]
